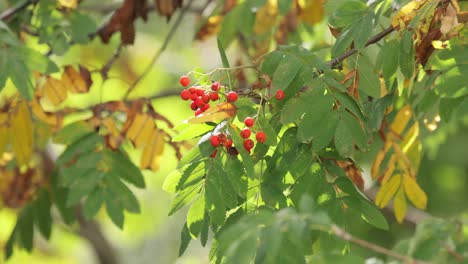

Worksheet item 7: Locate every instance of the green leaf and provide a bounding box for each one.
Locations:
[33,189,52,239]
[17,45,59,74]
[381,39,399,87]
[66,169,105,206]
[350,12,373,49]
[83,188,104,220]
[105,175,141,213]
[261,51,282,75]
[173,123,213,142]
[205,175,226,225]
[187,193,206,237]
[217,37,230,68]
[104,150,146,188]
[400,31,415,79]
[218,3,254,48]
[298,107,338,150]
[228,125,256,179]
[104,190,125,229]
[335,119,354,157]
[19,206,34,251]
[360,199,389,230]
[163,162,205,193]
[341,110,369,150]
[69,11,97,43]
[53,121,94,144]
[331,28,354,58]
[328,0,368,29]
[357,54,380,98]
[169,184,202,216]
[271,54,303,93]
[8,51,33,99]
[225,157,248,198]
[256,116,277,146]
[56,133,102,166]
[179,223,192,256]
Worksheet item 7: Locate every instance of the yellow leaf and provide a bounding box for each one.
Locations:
[195,15,224,41]
[62,65,88,93]
[0,112,8,154]
[186,102,237,124]
[371,140,391,179]
[297,0,324,25]
[381,154,398,184]
[403,174,427,209]
[58,0,78,9]
[394,185,407,223]
[126,113,150,142]
[375,174,401,208]
[9,101,34,166]
[30,98,59,126]
[42,77,68,106]
[141,129,165,169]
[135,118,156,149]
[390,105,412,135]
[102,118,122,149]
[391,0,430,30]
[254,0,278,35]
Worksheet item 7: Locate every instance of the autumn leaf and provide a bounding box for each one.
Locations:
[375,174,401,208]
[391,0,431,30]
[8,100,34,167]
[335,160,364,190]
[394,185,407,223]
[185,102,237,124]
[126,113,157,148]
[0,112,8,154]
[403,174,427,209]
[62,65,90,93]
[154,0,183,20]
[297,0,324,26]
[141,129,165,170]
[195,16,224,41]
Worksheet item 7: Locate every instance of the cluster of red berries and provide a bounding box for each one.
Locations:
[208,116,267,157]
[208,133,236,158]
[179,75,240,116]
[238,116,266,154]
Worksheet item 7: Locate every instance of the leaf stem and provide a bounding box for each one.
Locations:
[122,0,196,99]
[0,0,37,21]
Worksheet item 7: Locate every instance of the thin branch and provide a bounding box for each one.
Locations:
[101,43,124,79]
[0,0,37,21]
[123,0,196,99]
[327,26,395,69]
[331,225,430,264]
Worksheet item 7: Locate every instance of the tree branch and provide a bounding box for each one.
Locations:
[331,224,430,264]
[0,0,37,21]
[123,0,196,99]
[327,26,395,69]
[101,43,124,79]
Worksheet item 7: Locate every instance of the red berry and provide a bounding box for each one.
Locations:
[190,101,198,110]
[240,128,251,139]
[227,91,238,102]
[275,89,285,100]
[210,92,219,101]
[243,139,254,151]
[244,117,254,127]
[195,109,203,116]
[210,149,218,158]
[256,131,266,143]
[195,99,205,108]
[201,103,210,111]
[189,87,197,94]
[210,135,220,147]
[190,93,198,101]
[211,82,220,91]
[180,90,191,100]
[179,76,190,87]
[225,138,233,147]
[217,133,227,144]
[196,89,204,96]
[202,94,210,103]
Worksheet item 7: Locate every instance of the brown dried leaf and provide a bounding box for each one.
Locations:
[195,15,223,41]
[186,102,237,124]
[154,0,183,20]
[62,65,89,93]
[222,0,238,14]
[335,160,364,190]
[99,0,148,44]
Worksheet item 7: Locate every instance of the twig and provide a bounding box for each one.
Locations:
[331,225,430,264]
[327,26,395,69]
[101,43,124,79]
[0,0,37,21]
[123,0,196,99]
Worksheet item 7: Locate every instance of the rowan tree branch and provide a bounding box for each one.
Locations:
[331,225,430,264]
[123,0,196,99]
[327,26,395,69]
[101,43,124,79]
[0,0,37,21]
